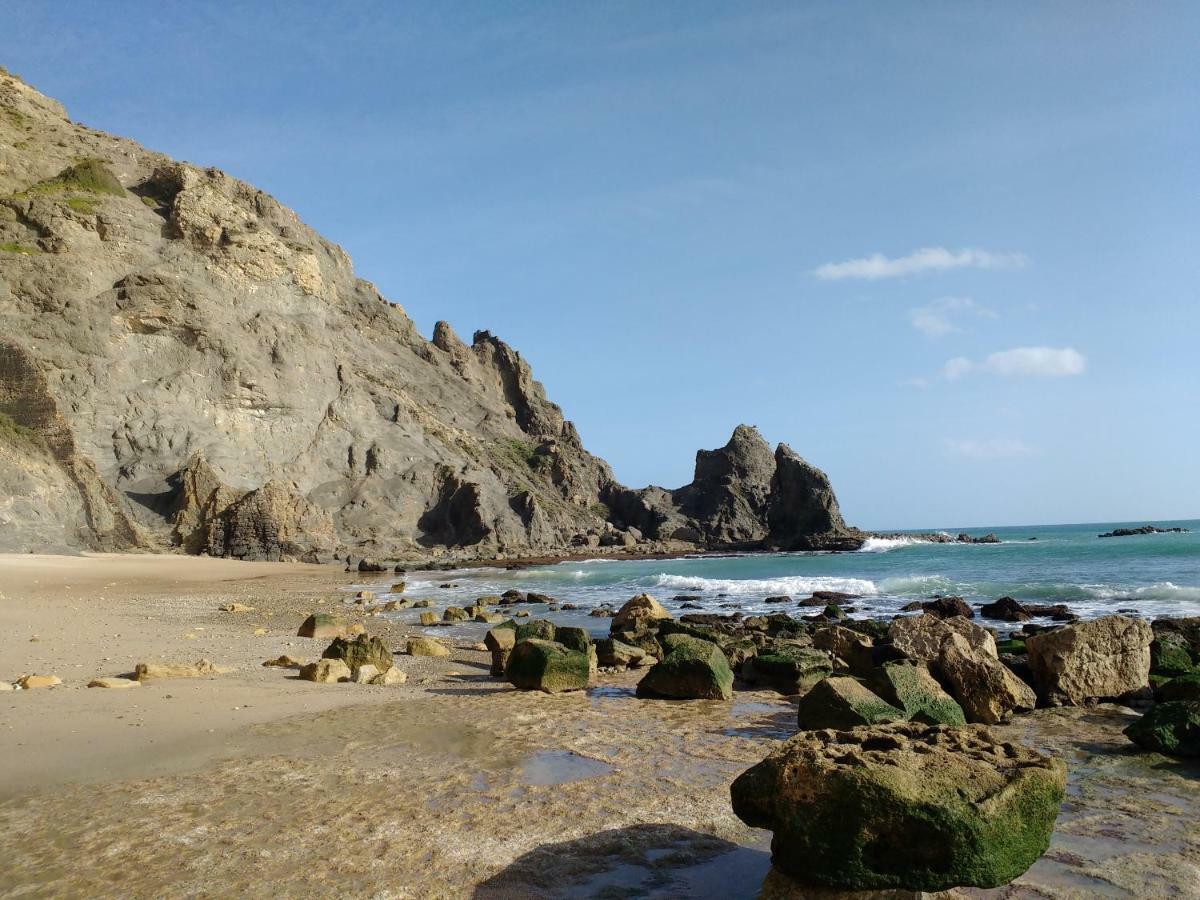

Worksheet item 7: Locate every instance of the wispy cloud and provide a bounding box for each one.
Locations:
[814,247,1028,281]
[908,296,997,338]
[943,346,1086,380]
[945,437,1035,460]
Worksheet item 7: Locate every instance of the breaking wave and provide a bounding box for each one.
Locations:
[652,573,878,597]
[858,536,922,553]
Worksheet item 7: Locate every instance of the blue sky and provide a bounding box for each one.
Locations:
[4,2,1197,529]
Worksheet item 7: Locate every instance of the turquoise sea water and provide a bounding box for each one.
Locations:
[360,519,1200,635]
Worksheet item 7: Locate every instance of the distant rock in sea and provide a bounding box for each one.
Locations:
[1099,525,1189,538]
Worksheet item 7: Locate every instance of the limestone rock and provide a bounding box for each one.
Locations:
[635,634,734,700]
[485,626,516,675]
[321,633,393,673]
[1124,701,1200,757]
[795,677,904,730]
[350,664,380,684]
[1026,615,1152,706]
[938,633,1036,724]
[871,662,966,726]
[87,677,140,689]
[889,614,997,662]
[134,659,224,681]
[299,658,351,683]
[407,637,450,657]
[610,594,671,632]
[18,674,62,689]
[730,723,1067,891]
[371,667,407,686]
[297,613,348,640]
[596,638,651,669]
[219,602,255,613]
[741,645,832,695]
[812,625,875,676]
[505,639,590,693]
[262,655,306,669]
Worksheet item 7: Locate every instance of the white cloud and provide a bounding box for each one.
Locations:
[814,246,1028,280]
[942,346,1086,380]
[908,296,996,338]
[945,438,1035,460]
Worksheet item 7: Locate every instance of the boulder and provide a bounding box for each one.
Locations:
[1150,632,1195,677]
[442,606,470,623]
[595,638,651,669]
[812,625,875,677]
[1158,672,1200,703]
[262,655,306,669]
[515,619,556,642]
[730,723,1067,891]
[505,639,590,693]
[741,645,832,695]
[390,582,406,593]
[979,597,1030,622]
[322,633,393,673]
[1025,615,1152,705]
[795,677,904,730]
[351,664,380,684]
[871,662,966,726]
[297,613,348,639]
[371,667,407,686]
[475,611,504,624]
[299,658,351,683]
[87,677,140,689]
[1124,701,1200,757]
[553,626,591,654]
[889,614,997,661]
[407,637,450,657]
[922,596,975,619]
[418,612,439,626]
[17,674,62,689]
[610,593,672,632]
[635,634,734,701]
[938,633,1035,724]
[485,627,516,675]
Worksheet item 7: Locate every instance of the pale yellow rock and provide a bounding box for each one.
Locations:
[419,612,439,626]
[0,682,13,691]
[351,664,380,684]
[346,623,367,636]
[18,674,62,689]
[219,603,255,613]
[611,593,672,631]
[371,667,407,686]
[299,658,351,683]
[88,677,140,689]
[134,659,230,681]
[253,627,268,636]
[889,614,997,661]
[407,637,450,658]
[262,655,306,669]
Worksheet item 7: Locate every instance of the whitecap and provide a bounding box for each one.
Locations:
[651,573,878,597]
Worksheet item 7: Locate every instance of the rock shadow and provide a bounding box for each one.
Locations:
[473,823,771,899]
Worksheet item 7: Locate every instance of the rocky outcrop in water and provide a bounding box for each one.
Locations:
[0,72,861,560]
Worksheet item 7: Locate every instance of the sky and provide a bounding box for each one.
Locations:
[3,2,1198,529]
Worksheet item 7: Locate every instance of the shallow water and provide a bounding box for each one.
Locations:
[360,518,1200,635]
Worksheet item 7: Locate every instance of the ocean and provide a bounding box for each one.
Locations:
[358,519,1200,636]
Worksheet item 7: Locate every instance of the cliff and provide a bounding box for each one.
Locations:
[0,70,861,561]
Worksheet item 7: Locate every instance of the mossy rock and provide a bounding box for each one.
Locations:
[796,677,905,730]
[635,634,734,700]
[872,662,967,727]
[515,618,556,643]
[1151,634,1196,678]
[322,634,393,673]
[1157,672,1200,703]
[731,723,1067,891]
[742,645,832,695]
[996,638,1027,656]
[1124,700,1200,757]
[505,639,589,693]
[611,628,663,660]
[23,158,125,198]
[553,626,591,653]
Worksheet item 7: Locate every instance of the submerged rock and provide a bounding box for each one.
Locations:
[730,723,1067,891]
[1026,615,1151,706]
[1124,701,1200,757]
[635,634,733,700]
[505,639,589,693]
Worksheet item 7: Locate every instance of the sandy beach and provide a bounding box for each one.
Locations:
[1,553,1198,898]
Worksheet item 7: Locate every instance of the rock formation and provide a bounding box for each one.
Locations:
[0,71,861,559]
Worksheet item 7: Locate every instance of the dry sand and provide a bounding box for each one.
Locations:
[1,553,1197,898]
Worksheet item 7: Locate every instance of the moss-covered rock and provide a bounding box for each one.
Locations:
[1151,633,1196,678]
[796,677,904,730]
[1158,672,1200,703]
[554,626,591,653]
[505,639,590,693]
[635,634,733,700]
[1124,701,1200,757]
[872,661,967,727]
[595,638,651,668]
[321,633,393,673]
[741,645,832,695]
[730,723,1067,891]
[611,628,663,660]
[515,618,556,642]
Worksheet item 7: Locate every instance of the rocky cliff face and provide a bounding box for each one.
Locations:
[0,71,861,560]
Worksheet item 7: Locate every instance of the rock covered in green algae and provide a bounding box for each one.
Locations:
[505,639,590,693]
[553,626,592,653]
[1151,632,1196,678]
[595,638,651,668]
[1124,700,1200,757]
[872,661,967,727]
[730,722,1067,892]
[515,619,556,643]
[796,677,904,730]
[741,644,832,695]
[635,634,733,700]
[321,634,393,673]
[1157,672,1200,703]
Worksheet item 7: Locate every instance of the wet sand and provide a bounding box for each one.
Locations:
[1,554,1198,898]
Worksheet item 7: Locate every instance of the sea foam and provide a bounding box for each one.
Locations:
[652,573,878,597]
